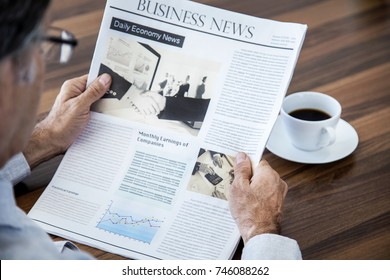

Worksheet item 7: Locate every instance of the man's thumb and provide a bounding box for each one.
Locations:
[233,152,252,182]
[79,74,111,107]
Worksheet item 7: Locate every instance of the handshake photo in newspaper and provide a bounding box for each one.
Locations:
[129,88,167,117]
[97,63,166,117]
[96,63,211,124]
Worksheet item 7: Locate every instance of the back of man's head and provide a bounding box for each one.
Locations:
[0,0,51,62]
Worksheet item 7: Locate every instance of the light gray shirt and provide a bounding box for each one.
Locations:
[0,153,301,259]
[0,154,92,259]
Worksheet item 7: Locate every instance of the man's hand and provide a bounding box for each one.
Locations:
[24,74,111,168]
[128,88,166,116]
[198,163,215,175]
[144,91,166,113]
[212,153,223,168]
[228,152,288,244]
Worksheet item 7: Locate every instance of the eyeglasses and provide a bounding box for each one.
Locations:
[41,27,78,64]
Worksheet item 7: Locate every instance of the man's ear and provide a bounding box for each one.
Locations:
[0,56,16,91]
[12,48,38,85]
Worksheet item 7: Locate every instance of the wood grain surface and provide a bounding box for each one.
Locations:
[16,0,390,260]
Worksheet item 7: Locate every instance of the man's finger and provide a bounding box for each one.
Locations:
[77,74,111,107]
[59,75,88,100]
[251,159,273,184]
[253,159,288,197]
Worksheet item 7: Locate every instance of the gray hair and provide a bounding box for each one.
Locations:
[0,0,51,61]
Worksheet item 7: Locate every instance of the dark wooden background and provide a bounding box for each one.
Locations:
[17,0,390,259]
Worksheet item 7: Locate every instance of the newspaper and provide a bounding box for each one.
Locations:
[28,0,307,259]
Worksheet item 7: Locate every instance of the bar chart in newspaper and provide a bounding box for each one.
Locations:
[96,200,164,244]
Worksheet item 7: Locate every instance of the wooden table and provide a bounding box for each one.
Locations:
[16,0,390,260]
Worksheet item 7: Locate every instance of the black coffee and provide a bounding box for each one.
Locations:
[289,108,331,121]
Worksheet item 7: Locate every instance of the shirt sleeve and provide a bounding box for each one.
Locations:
[241,234,302,260]
[0,153,30,185]
[54,241,94,259]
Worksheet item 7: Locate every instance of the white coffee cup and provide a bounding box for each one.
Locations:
[280,91,342,151]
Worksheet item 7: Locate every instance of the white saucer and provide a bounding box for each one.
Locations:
[266,116,359,164]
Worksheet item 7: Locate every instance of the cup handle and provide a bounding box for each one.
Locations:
[319,127,336,147]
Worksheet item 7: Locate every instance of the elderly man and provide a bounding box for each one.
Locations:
[0,0,301,259]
